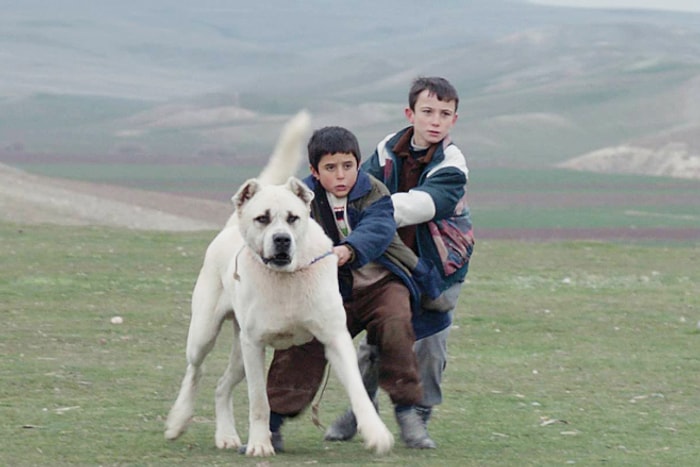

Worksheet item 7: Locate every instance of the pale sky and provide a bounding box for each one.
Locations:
[529,0,700,13]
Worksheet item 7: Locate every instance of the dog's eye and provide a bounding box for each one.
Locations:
[254,214,270,225]
[287,214,299,224]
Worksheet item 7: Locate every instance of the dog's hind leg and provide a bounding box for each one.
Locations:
[214,319,245,449]
[323,332,394,455]
[164,361,203,440]
[165,276,227,441]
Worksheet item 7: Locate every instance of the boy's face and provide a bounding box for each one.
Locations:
[310,152,358,198]
[405,89,458,147]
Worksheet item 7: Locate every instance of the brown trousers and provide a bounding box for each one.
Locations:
[267,276,423,416]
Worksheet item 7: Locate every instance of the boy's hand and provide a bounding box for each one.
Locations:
[333,245,354,267]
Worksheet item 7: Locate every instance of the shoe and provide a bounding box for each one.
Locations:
[238,430,284,454]
[395,407,437,449]
[271,430,284,452]
[324,395,378,441]
[414,405,432,426]
[324,408,357,441]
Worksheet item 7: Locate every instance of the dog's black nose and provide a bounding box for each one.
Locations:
[273,233,291,251]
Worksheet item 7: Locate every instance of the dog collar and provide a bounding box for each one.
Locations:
[233,249,334,281]
[308,250,334,266]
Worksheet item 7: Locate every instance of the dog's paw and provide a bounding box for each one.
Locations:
[164,417,190,441]
[359,422,394,456]
[244,441,276,457]
[164,403,195,441]
[164,426,183,441]
[215,432,242,450]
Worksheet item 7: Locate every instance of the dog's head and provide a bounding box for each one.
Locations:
[232,176,315,272]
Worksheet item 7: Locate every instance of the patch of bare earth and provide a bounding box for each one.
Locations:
[0,162,231,231]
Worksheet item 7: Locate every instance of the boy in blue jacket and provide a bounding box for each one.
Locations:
[325,76,475,448]
[264,126,442,450]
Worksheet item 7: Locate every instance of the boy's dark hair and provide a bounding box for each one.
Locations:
[307,126,361,170]
[408,76,459,112]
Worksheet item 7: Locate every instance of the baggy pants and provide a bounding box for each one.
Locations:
[267,276,423,416]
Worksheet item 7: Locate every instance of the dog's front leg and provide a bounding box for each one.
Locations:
[324,332,394,455]
[239,336,275,457]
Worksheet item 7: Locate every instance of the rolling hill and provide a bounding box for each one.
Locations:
[1,1,700,175]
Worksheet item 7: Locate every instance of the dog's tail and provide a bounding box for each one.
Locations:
[257,109,311,186]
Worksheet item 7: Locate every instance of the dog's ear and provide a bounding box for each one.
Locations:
[232,178,262,211]
[285,176,315,206]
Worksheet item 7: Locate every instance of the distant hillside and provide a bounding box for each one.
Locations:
[1,0,700,181]
[559,141,700,179]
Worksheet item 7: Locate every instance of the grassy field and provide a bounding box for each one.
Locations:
[1,222,699,466]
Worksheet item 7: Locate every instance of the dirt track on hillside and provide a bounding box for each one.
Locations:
[0,162,232,231]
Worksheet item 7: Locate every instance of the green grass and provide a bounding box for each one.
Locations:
[475,205,699,229]
[1,222,699,466]
[472,168,700,231]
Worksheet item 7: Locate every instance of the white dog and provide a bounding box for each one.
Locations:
[164,111,394,457]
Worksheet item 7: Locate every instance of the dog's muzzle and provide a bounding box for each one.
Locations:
[262,233,293,267]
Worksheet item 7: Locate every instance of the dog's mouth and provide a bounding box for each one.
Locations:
[262,253,292,267]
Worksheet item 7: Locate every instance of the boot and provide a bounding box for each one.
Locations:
[323,407,357,441]
[395,407,436,449]
[415,405,432,426]
[271,430,284,452]
[324,392,378,441]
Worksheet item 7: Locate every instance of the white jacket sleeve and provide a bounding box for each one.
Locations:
[392,190,436,228]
